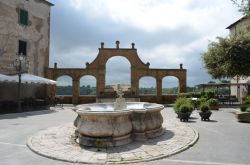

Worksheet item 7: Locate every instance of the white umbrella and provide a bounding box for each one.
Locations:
[11,73,56,85]
[0,74,17,83]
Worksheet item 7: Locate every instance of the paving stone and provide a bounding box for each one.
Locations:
[27,120,198,164]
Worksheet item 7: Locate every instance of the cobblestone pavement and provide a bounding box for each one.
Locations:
[27,119,198,164]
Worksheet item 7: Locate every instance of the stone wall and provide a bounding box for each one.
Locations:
[229,16,250,35]
[48,41,187,104]
[0,0,51,77]
[228,16,250,101]
[56,95,178,104]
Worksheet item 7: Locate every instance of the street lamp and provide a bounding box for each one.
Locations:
[13,53,29,112]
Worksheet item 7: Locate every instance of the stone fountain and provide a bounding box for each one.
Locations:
[74,85,164,147]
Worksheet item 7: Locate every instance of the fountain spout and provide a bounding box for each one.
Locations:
[114,84,127,110]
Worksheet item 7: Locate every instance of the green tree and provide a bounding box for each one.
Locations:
[202,29,250,79]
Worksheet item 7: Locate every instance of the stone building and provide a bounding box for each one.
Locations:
[0,0,53,99]
[226,16,250,100]
[0,0,53,76]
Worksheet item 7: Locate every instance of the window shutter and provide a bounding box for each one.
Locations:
[19,9,28,25]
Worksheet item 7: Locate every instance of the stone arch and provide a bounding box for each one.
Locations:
[56,75,73,96]
[79,75,96,96]
[105,56,131,86]
[46,42,187,104]
[162,76,180,94]
[139,76,157,95]
[86,41,149,70]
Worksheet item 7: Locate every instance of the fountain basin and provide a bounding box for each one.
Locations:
[74,102,164,147]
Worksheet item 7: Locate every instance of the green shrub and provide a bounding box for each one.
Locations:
[196,97,207,107]
[201,91,206,97]
[245,95,250,104]
[206,91,215,99]
[174,97,193,113]
[179,104,192,113]
[240,104,248,112]
[174,97,186,113]
[191,92,202,98]
[200,103,210,113]
[208,98,219,106]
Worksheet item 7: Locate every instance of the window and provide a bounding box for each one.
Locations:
[19,9,28,26]
[18,40,27,55]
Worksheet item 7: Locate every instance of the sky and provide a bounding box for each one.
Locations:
[49,0,242,87]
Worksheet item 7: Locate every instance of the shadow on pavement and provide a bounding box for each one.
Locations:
[0,109,57,120]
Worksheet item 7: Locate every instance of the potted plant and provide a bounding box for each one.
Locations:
[236,104,250,123]
[236,95,250,122]
[196,97,206,110]
[208,98,219,110]
[240,104,248,112]
[199,103,212,121]
[174,97,193,119]
[178,104,193,122]
[174,97,187,118]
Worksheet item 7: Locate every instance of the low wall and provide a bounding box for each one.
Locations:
[56,96,96,104]
[139,95,178,104]
[162,95,178,104]
[57,95,178,104]
[78,96,96,104]
[139,95,157,103]
[57,96,72,104]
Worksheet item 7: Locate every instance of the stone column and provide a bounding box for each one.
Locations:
[156,78,162,103]
[97,67,106,97]
[45,69,56,98]
[131,69,139,97]
[72,77,80,104]
[179,75,186,93]
[46,85,56,98]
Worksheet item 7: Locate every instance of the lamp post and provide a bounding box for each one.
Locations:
[14,53,29,112]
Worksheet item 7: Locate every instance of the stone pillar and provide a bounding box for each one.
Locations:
[72,78,80,104]
[116,40,120,49]
[156,78,162,103]
[131,69,139,97]
[45,69,56,98]
[97,67,106,97]
[46,85,56,98]
[179,75,186,93]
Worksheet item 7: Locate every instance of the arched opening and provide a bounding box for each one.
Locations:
[56,75,72,96]
[80,75,96,96]
[105,56,131,90]
[139,76,156,95]
[162,76,179,95]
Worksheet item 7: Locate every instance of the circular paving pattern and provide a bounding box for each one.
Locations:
[27,120,198,164]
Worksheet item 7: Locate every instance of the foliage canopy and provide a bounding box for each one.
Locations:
[202,29,250,79]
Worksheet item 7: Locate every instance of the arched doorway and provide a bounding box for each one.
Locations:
[139,76,156,95]
[56,75,72,96]
[80,75,96,96]
[105,56,131,91]
[162,76,179,95]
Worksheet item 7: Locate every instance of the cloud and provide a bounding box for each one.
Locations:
[49,0,242,87]
[68,0,241,33]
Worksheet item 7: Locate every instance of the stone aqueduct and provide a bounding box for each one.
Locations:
[46,41,186,104]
